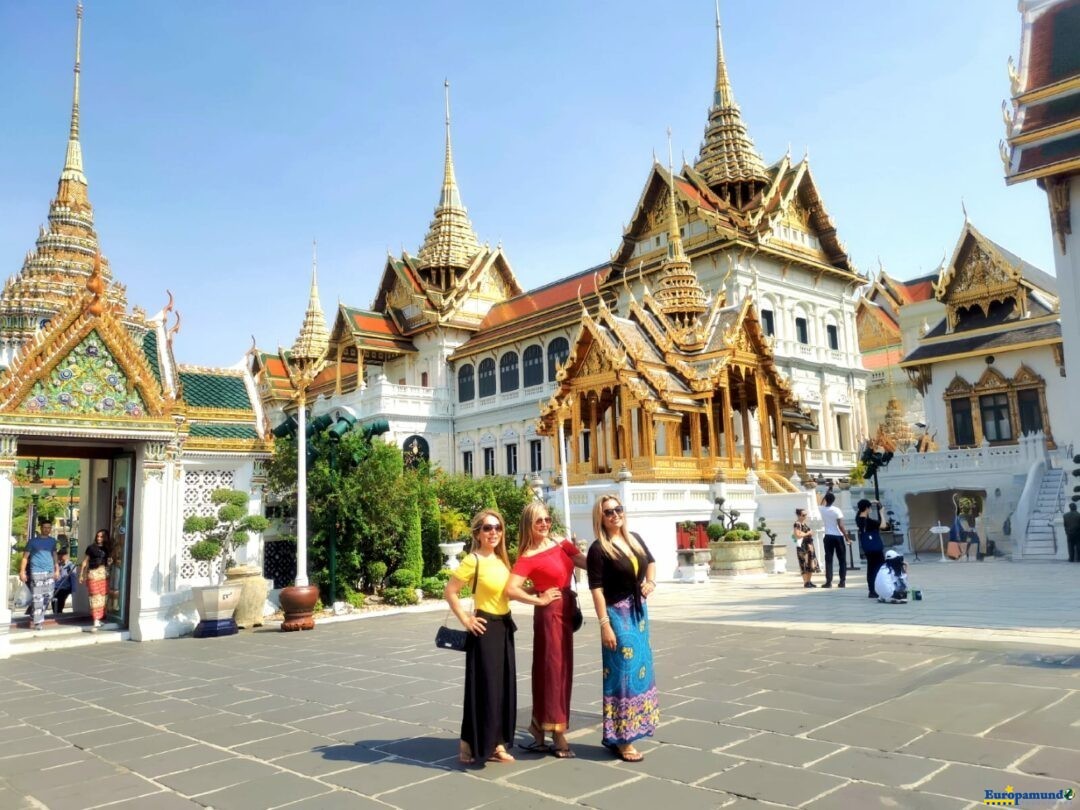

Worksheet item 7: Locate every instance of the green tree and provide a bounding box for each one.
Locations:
[402,495,423,580]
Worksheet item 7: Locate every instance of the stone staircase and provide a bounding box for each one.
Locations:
[1023,467,1065,558]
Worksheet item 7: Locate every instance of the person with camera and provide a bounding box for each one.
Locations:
[856,499,886,599]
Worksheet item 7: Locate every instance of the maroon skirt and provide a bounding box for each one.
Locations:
[531,588,574,731]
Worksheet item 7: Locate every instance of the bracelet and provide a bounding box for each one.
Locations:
[599,617,611,626]
[646,580,656,587]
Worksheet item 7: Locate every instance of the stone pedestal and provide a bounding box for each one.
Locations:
[225,565,269,628]
[708,540,765,576]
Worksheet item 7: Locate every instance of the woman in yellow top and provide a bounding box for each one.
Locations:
[444,508,517,765]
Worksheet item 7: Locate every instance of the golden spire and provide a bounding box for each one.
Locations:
[655,130,707,349]
[694,1,767,202]
[290,240,329,365]
[416,80,481,273]
[61,1,87,188]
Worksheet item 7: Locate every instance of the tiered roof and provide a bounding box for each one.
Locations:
[0,3,144,349]
[693,3,768,201]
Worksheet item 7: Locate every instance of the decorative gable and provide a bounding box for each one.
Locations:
[935,226,1027,331]
[18,331,148,417]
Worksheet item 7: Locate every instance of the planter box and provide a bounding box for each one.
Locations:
[708,540,765,577]
[192,584,240,637]
[675,549,710,583]
[762,544,788,574]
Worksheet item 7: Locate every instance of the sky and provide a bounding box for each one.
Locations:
[0,1,1055,368]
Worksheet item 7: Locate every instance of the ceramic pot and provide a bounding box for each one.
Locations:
[225,564,269,628]
[279,584,319,631]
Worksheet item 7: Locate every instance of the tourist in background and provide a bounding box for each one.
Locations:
[52,547,78,615]
[20,520,58,631]
[506,501,586,758]
[444,509,516,765]
[856,499,886,599]
[1064,503,1080,562]
[793,507,818,588]
[819,491,849,588]
[79,529,110,629]
[587,494,659,763]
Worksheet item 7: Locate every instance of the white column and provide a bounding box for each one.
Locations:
[128,444,165,641]
[1051,179,1080,450]
[296,397,309,587]
[0,435,16,659]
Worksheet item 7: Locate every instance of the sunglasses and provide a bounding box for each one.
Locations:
[602,505,624,518]
[480,524,502,532]
[534,516,552,525]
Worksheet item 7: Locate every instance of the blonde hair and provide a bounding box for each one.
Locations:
[469,508,511,568]
[518,500,551,557]
[591,493,645,560]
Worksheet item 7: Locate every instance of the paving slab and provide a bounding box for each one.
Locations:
[700,759,847,806]
[378,770,519,810]
[721,730,845,766]
[231,729,337,760]
[272,743,387,776]
[651,718,756,750]
[155,757,283,797]
[1015,745,1080,782]
[899,730,1034,768]
[271,790,395,810]
[193,771,330,810]
[917,761,1076,802]
[802,780,970,810]
[807,713,929,751]
[581,773,731,809]
[120,744,222,778]
[503,756,638,800]
[812,746,946,786]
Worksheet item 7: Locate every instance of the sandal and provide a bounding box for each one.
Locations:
[615,745,643,762]
[523,720,548,752]
[487,746,515,763]
[551,733,575,759]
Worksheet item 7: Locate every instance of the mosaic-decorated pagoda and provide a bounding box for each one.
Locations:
[0,4,271,653]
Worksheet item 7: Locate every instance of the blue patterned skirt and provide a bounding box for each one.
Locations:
[601,595,659,745]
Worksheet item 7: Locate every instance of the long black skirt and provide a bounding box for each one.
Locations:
[461,610,517,760]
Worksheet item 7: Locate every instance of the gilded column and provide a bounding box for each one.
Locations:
[589,395,599,473]
[740,380,752,467]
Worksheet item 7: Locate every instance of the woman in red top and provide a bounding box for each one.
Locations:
[506,500,586,758]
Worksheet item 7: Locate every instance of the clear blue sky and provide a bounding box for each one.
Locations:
[0,1,1053,368]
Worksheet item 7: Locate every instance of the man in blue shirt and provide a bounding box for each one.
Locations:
[20,521,58,631]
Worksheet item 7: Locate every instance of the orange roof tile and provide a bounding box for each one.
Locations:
[480,268,602,330]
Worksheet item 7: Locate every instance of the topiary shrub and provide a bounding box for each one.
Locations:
[345,591,366,609]
[706,522,726,542]
[367,561,388,591]
[733,521,751,531]
[382,586,420,606]
[388,569,420,589]
[723,528,761,542]
[420,577,446,599]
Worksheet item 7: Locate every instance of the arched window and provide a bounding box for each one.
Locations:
[421,371,429,388]
[523,344,543,387]
[457,364,474,402]
[547,337,570,382]
[499,352,519,392]
[478,358,496,398]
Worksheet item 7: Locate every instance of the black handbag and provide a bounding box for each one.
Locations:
[435,554,478,652]
[570,591,584,633]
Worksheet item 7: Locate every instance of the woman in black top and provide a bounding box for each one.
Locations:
[587,494,658,763]
[78,529,111,628]
[856,499,886,599]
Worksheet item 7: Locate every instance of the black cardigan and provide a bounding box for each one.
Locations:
[586,532,654,617]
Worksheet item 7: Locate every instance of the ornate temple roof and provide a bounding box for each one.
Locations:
[693,3,768,198]
[653,159,708,350]
[415,81,483,272]
[289,252,330,366]
[0,3,144,347]
[1004,0,1080,188]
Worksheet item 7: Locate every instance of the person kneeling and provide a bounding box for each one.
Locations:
[874,550,909,604]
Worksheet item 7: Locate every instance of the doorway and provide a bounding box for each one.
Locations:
[11,448,135,631]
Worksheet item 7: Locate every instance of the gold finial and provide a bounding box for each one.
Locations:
[416,80,482,271]
[62,1,86,185]
[713,0,733,108]
[665,128,687,264]
[291,242,330,365]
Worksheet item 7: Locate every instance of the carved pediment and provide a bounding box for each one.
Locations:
[1013,363,1043,386]
[975,366,1009,391]
[944,374,973,397]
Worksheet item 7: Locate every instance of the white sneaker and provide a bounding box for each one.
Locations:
[92,619,101,628]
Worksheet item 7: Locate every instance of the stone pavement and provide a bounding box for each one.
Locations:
[0,559,1077,809]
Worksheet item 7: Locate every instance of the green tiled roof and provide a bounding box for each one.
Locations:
[142,329,162,385]
[179,372,252,410]
[189,423,259,439]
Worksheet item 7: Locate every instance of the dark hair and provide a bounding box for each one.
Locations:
[823,492,836,506]
[856,499,872,512]
[1071,503,1078,512]
[794,507,805,516]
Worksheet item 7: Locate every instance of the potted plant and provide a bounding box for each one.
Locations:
[438,508,470,571]
[184,488,270,637]
[708,522,765,576]
[758,517,787,574]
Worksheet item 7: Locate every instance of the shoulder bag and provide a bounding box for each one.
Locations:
[561,539,584,633]
[435,554,478,652]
